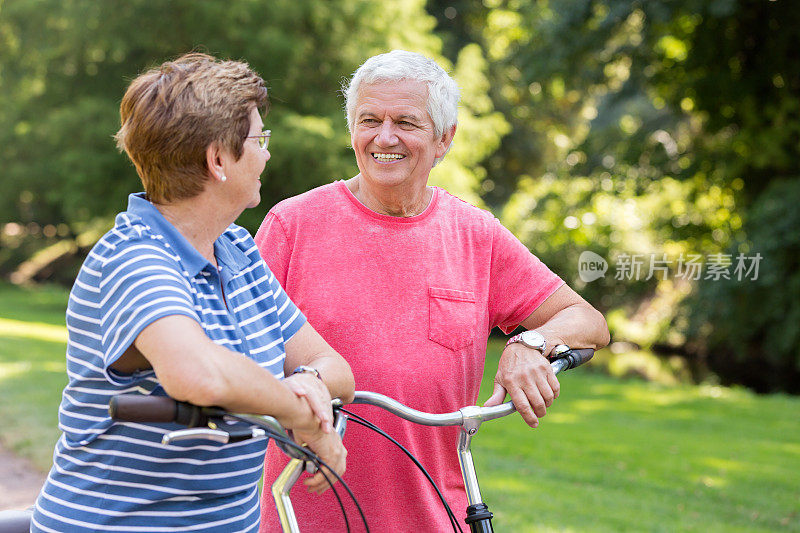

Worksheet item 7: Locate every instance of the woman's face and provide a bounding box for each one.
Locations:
[223,106,270,210]
[350,80,450,193]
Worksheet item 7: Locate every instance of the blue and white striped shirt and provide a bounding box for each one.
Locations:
[32,193,306,532]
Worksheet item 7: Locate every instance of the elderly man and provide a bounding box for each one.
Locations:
[256,50,609,531]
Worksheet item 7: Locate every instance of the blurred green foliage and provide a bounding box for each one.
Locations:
[0,0,504,235]
[2,0,799,391]
[687,179,800,393]
[428,0,800,391]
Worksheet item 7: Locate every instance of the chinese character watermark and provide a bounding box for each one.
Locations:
[676,254,703,280]
[614,254,644,281]
[577,252,763,282]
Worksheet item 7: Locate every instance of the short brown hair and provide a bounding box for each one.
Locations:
[115,53,268,203]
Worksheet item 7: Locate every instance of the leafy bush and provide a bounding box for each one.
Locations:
[686,179,800,393]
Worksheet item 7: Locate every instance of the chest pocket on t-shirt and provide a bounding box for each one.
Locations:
[428,287,477,351]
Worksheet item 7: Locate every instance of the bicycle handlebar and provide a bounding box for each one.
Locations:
[108,348,593,449]
[109,395,210,426]
[350,348,594,426]
[108,396,299,455]
[106,348,593,533]
[555,347,594,370]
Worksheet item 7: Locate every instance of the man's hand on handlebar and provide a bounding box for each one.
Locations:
[283,373,345,493]
[483,343,560,428]
[293,426,347,494]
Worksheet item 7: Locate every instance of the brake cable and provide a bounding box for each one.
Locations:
[339,408,464,533]
[225,413,369,533]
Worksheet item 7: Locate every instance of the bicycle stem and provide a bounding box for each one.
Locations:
[273,458,305,533]
[457,405,487,506]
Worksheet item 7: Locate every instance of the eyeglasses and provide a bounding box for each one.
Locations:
[246,130,271,150]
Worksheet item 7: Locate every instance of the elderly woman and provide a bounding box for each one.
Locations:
[255,50,609,531]
[31,53,354,532]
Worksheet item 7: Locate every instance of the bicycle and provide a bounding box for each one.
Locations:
[0,347,593,533]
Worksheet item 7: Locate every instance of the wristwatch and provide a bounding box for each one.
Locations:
[506,330,547,353]
[292,365,322,380]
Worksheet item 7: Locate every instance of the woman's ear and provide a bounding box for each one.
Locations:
[206,143,227,182]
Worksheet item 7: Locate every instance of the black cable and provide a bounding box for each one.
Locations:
[235,423,353,532]
[274,434,369,533]
[342,414,461,533]
[342,412,461,533]
[339,408,464,533]
[225,415,369,532]
[309,454,351,533]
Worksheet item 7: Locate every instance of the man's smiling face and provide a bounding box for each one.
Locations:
[351,79,450,191]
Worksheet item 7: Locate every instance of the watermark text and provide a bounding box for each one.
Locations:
[578,252,762,282]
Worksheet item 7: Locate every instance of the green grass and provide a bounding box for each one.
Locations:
[474,341,800,532]
[0,282,798,531]
[0,282,67,469]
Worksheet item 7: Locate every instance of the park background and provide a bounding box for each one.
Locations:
[0,0,798,530]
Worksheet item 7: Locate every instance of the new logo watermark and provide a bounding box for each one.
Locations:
[577,252,762,282]
[578,251,608,282]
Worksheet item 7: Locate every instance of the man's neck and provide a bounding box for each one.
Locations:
[346,175,432,217]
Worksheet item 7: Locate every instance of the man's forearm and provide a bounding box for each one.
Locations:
[304,351,356,404]
[284,322,355,403]
[533,302,610,356]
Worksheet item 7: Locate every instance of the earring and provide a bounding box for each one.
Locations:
[219,174,227,182]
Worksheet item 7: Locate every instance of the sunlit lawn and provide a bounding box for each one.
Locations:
[475,342,800,532]
[0,283,67,469]
[0,282,798,531]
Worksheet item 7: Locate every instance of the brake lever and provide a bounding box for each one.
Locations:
[162,428,231,445]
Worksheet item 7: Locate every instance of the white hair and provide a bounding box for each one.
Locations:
[344,50,460,163]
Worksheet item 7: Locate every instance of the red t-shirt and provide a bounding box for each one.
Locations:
[255,180,562,532]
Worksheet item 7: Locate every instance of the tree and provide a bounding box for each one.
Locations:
[427,0,800,391]
[0,0,506,273]
[687,179,800,393]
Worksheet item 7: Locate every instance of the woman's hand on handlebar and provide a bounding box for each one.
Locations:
[294,426,347,494]
[284,372,335,434]
[483,344,560,428]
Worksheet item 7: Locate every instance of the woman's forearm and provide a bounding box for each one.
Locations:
[134,314,325,434]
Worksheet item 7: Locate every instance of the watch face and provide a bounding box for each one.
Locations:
[520,330,546,351]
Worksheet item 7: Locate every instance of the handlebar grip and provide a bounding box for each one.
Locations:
[563,348,594,370]
[109,395,207,427]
